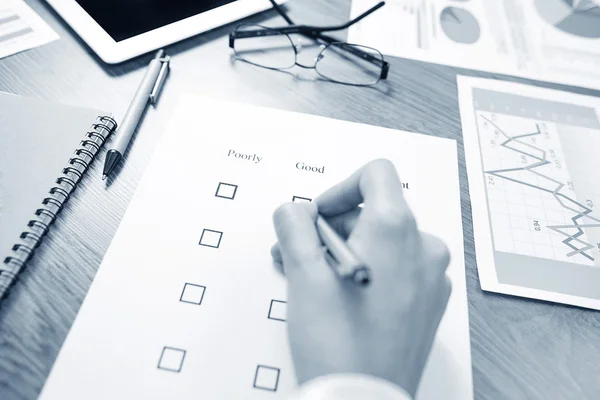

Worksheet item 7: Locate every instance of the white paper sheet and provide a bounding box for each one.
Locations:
[349,0,600,90]
[38,95,472,400]
[0,0,58,60]
[458,76,600,309]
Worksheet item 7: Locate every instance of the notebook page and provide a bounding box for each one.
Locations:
[39,95,472,400]
[0,91,108,276]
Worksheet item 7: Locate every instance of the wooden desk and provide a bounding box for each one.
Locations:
[1,1,599,399]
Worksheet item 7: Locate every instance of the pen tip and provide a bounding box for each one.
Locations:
[353,268,371,286]
[102,174,107,181]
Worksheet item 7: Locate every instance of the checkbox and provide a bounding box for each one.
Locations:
[253,365,280,392]
[292,196,312,203]
[268,300,287,322]
[179,283,206,305]
[199,229,223,248]
[215,182,238,200]
[157,346,186,373]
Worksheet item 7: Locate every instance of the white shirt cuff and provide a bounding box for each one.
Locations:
[288,374,413,400]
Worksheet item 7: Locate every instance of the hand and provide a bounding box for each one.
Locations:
[271,159,451,397]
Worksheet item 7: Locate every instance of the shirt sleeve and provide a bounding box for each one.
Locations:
[287,373,413,400]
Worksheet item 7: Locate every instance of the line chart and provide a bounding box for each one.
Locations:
[480,114,600,262]
[466,83,600,307]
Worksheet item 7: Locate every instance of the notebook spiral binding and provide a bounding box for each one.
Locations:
[0,116,117,299]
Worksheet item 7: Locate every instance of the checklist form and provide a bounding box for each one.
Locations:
[38,95,473,399]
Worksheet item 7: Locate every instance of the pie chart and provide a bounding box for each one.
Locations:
[535,0,600,38]
[440,7,481,44]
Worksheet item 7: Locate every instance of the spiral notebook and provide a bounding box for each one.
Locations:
[0,91,116,300]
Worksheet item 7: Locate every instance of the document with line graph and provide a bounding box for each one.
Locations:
[0,0,58,60]
[459,76,600,309]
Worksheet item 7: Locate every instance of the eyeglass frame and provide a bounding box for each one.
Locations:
[228,0,390,82]
[230,25,387,85]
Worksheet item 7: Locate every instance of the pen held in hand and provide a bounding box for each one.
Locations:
[316,216,371,286]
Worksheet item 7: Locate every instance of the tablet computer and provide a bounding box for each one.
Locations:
[46,0,283,64]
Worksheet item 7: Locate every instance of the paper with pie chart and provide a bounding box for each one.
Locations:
[536,0,600,38]
[349,0,600,90]
[459,76,600,310]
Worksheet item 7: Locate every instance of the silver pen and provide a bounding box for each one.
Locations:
[316,216,371,286]
[102,49,170,180]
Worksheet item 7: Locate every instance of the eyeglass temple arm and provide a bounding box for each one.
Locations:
[230,0,387,44]
[269,0,295,25]
[269,0,385,32]
[322,41,390,80]
[312,1,386,32]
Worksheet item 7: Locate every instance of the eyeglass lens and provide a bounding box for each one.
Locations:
[315,44,383,86]
[233,24,296,70]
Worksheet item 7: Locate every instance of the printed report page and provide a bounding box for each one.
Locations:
[349,0,600,90]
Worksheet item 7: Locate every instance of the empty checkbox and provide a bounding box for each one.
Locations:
[268,300,287,322]
[253,365,280,392]
[179,283,206,305]
[157,346,186,373]
[199,229,223,248]
[215,182,238,200]
[292,196,312,203]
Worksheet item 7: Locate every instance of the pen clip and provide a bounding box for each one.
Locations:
[150,56,170,105]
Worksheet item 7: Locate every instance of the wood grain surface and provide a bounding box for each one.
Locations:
[1,1,599,399]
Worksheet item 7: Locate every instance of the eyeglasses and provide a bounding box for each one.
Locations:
[229,1,390,86]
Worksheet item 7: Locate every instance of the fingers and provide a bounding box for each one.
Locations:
[271,207,360,269]
[442,276,452,304]
[325,208,361,239]
[420,234,451,286]
[272,202,333,281]
[272,259,285,276]
[270,243,285,276]
[431,275,452,335]
[316,159,408,217]
[271,242,283,265]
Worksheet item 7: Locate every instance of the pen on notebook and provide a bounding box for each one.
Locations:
[316,215,371,286]
[102,49,170,180]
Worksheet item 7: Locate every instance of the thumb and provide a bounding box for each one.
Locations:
[272,202,332,280]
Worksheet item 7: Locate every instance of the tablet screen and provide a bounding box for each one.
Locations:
[75,0,237,42]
